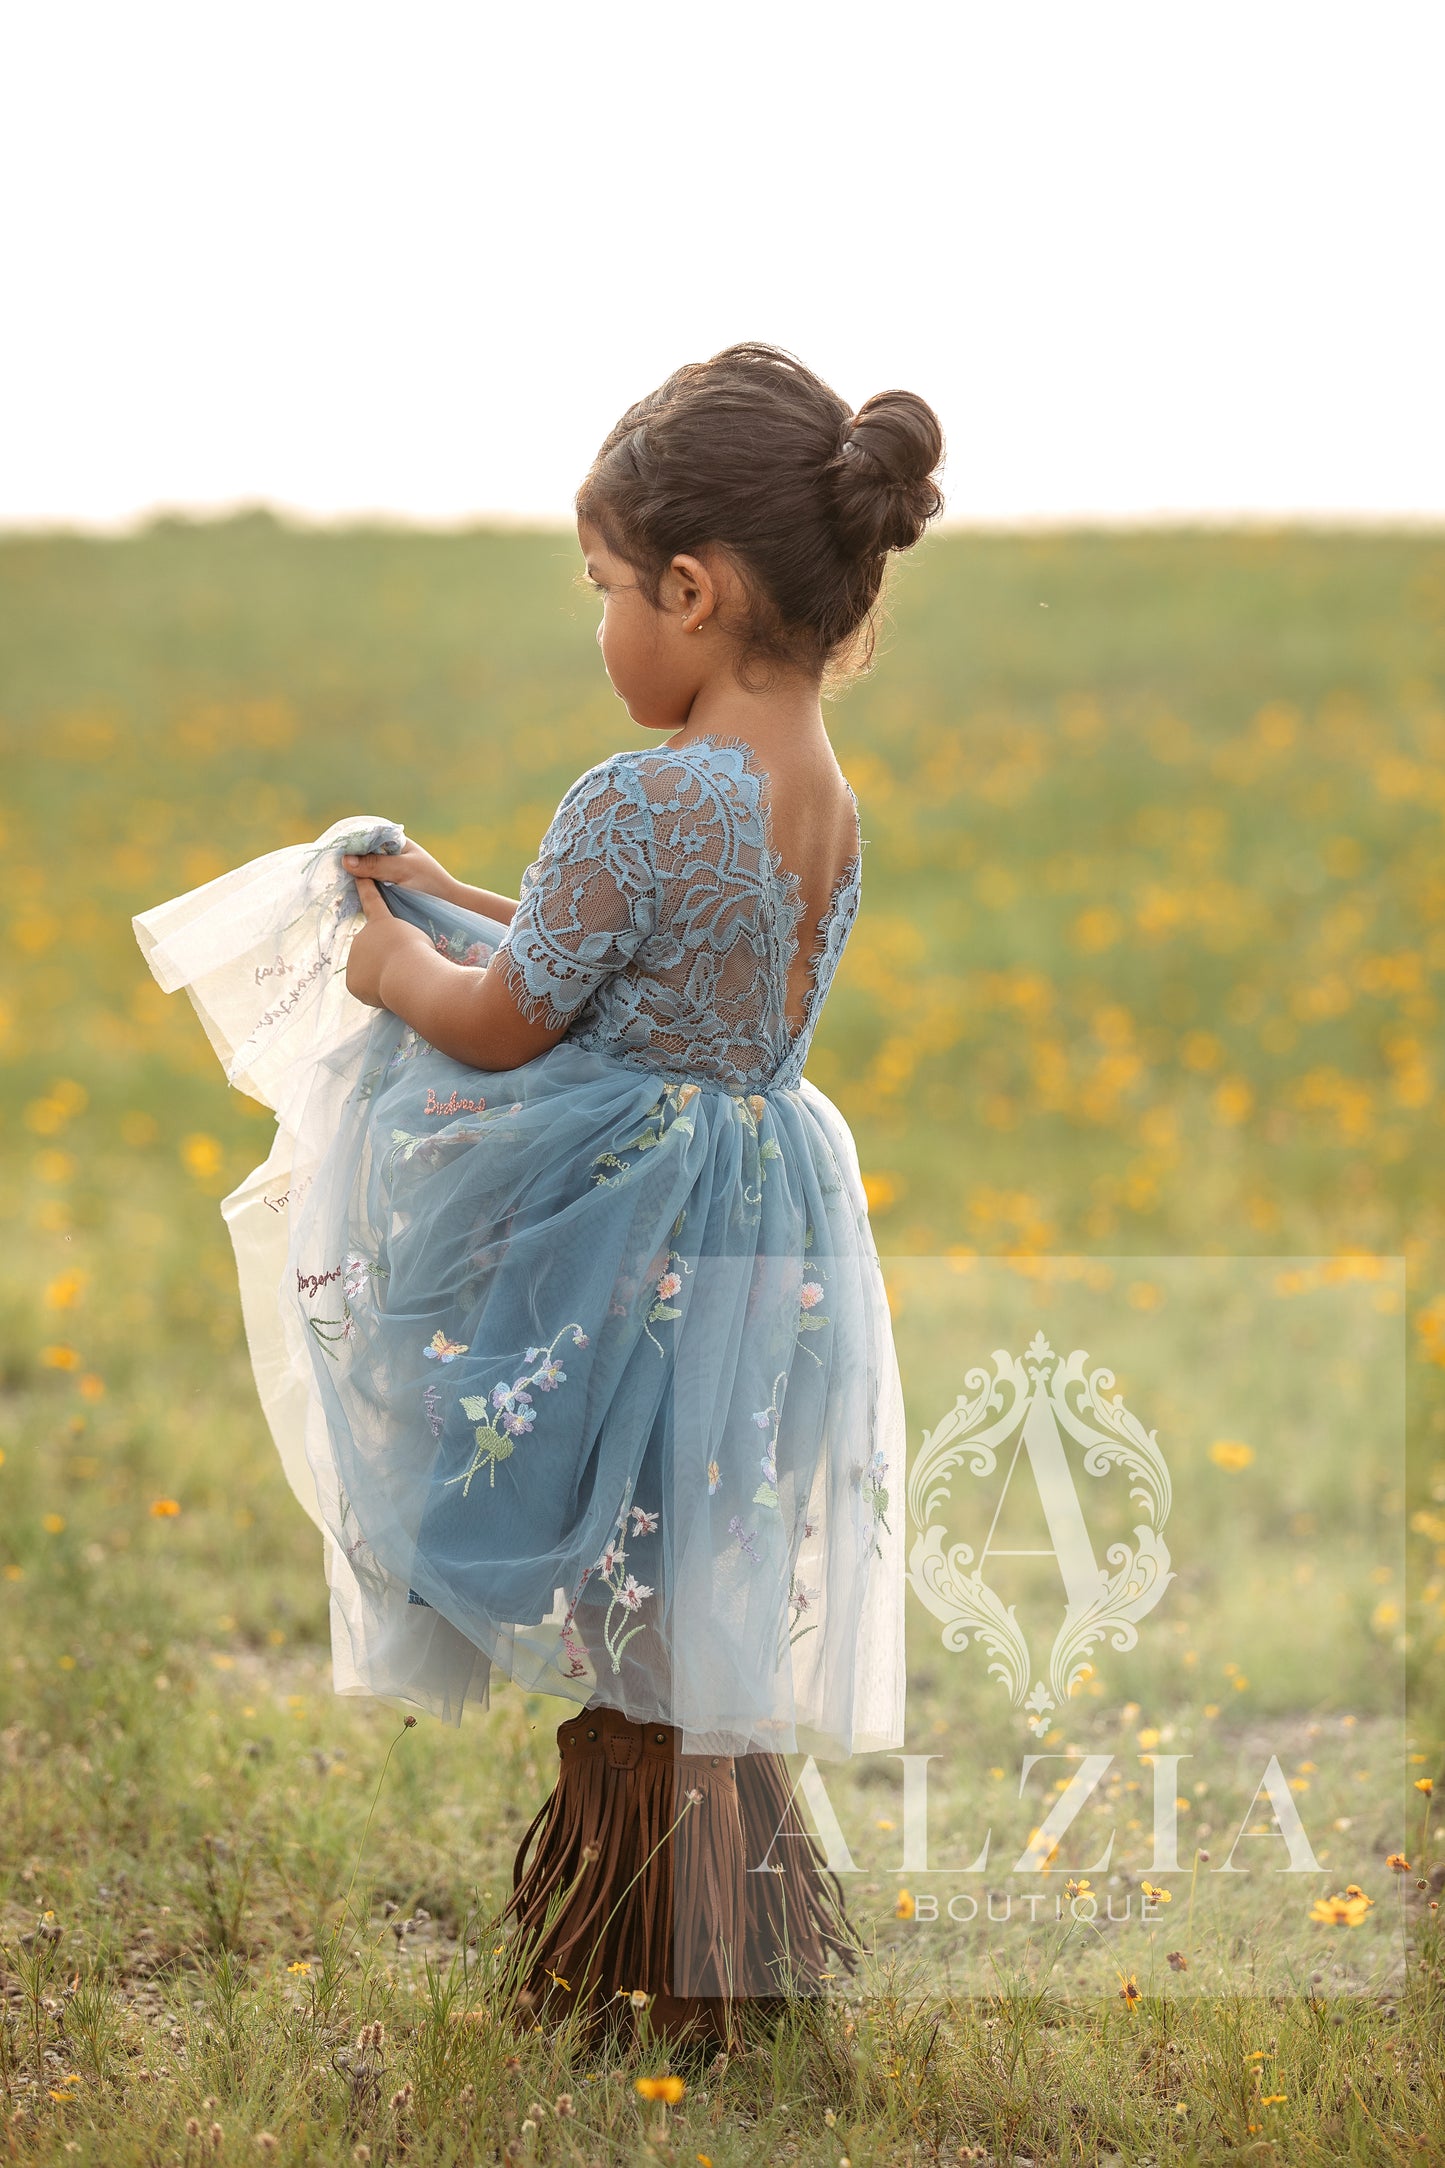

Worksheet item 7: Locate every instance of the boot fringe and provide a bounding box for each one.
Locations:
[734,1747,865,1996]
[503,1709,863,2039]
[503,1708,745,2029]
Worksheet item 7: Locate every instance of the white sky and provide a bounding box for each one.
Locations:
[2,0,1442,530]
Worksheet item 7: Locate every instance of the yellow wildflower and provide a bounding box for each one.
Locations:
[1309,1892,1372,1926]
[636,2075,686,2104]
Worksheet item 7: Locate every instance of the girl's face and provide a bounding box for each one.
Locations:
[578,517,712,734]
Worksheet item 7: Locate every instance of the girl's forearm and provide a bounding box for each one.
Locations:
[445,879,520,925]
[376,934,562,1073]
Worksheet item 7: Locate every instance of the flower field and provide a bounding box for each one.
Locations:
[1,515,1443,2162]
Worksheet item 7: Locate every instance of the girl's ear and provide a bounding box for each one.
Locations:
[664,551,720,633]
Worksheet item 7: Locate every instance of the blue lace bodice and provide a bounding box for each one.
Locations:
[491,735,864,1093]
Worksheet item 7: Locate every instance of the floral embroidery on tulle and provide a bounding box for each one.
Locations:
[644,1248,690,1355]
[750,1375,787,1512]
[384,1121,490,1183]
[447,1323,590,1496]
[302,1251,387,1360]
[729,1089,784,1229]
[787,1572,819,1645]
[388,1023,426,1071]
[860,1449,891,1561]
[553,1487,660,1678]
[423,1331,468,1363]
[597,1530,655,1672]
[590,1082,699,1189]
[432,929,494,967]
[337,1490,391,1602]
[729,1514,762,1565]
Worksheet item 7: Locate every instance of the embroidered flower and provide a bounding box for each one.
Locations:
[707,1460,721,1495]
[494,1386,536,1438]
[656,1269,682,1300]
[562,1495,663,1675]
[343,1255,370,1301]
[445,1320,587,1497]
[571,1328,590,1347]
[752,1409,775,1431]
[424,1331,468,1363]
[729,1515,761,1564]
[799,1281,825,1310]
[860,1450,891,1552]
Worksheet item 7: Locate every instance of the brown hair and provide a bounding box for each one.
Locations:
[576,341,945,685]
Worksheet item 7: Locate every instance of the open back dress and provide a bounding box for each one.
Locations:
[134,734,906,1760]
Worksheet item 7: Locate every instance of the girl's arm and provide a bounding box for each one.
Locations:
[445,879,521,924]
[342,844,518,925]
[346,878,567,1071]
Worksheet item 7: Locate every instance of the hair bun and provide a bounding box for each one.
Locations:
[824,389,945,559]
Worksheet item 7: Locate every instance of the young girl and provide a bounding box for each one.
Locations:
[134,342,944,2053]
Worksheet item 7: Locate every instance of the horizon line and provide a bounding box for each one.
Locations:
[3,502,1445,542]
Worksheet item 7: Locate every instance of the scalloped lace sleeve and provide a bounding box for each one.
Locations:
[490,755,657,1032]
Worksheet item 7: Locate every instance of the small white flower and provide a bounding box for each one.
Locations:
[619,1574,653,1612]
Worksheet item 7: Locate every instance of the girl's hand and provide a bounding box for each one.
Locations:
[342,838,458,903]
[345,878,435,1009]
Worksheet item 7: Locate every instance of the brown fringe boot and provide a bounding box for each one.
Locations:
[733,1747,865,2002]
[503,1706,748,2053]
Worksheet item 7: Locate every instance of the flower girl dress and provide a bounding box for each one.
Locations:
[135,733,906,2035]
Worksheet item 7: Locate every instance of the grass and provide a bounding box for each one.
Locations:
[1,515,1444,2162]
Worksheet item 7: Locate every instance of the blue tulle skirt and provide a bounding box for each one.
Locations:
[136,822,905,1758]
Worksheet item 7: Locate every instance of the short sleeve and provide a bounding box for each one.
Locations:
[490,755,657,1031]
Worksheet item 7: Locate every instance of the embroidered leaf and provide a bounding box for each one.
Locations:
[444,1422,515,1496]
[752,1482,780,1510]
[798,1311,830,1331]
[458,1395,491,1421]
[648,1302,682,1324]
